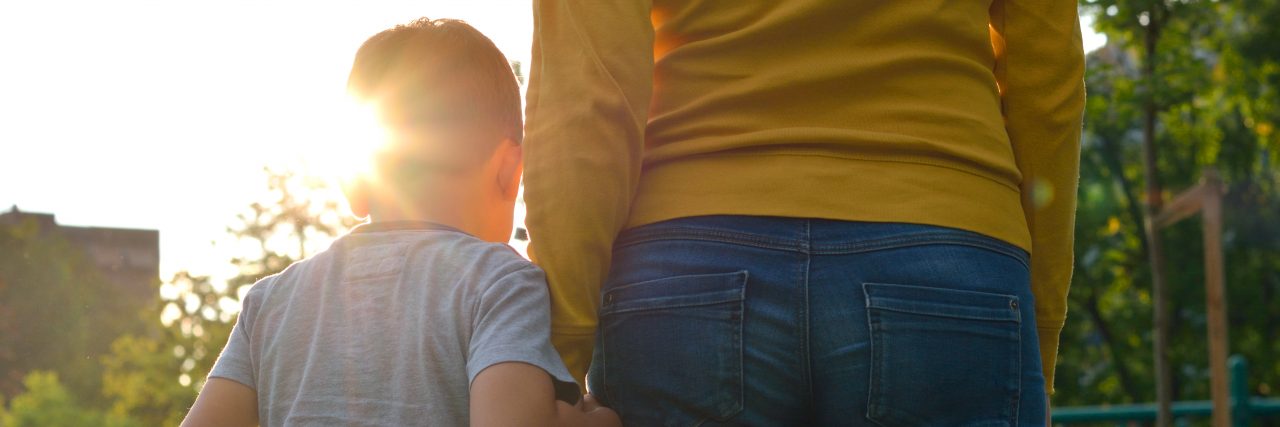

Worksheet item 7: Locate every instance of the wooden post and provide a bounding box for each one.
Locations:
[1202,171,1230,427]
[1151,169,1231,427]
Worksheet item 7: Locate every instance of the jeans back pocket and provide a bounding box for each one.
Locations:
[864,282,1021,427]
[598,271,747,426]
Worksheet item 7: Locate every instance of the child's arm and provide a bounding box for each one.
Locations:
[467,261,621,426]
[470,362,620,427]
[183,279,266,427]
[180,378,259,427]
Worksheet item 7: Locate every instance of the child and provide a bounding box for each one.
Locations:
[181,18,620,427]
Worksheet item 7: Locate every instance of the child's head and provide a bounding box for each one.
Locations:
[344,18,522,243]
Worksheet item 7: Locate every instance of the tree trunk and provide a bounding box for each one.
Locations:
[1140,5,1173,426]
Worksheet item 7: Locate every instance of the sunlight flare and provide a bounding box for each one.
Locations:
[302,98,389,187]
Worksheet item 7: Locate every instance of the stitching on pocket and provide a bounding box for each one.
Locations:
[815,232,1030,270]
[601,271,749,315]
[599,271,748,425]
[864,282,1020,323]
[614,225,805,251]
[863,282,1021,426]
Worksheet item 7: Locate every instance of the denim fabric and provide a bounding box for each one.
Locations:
[587,216,1046,426]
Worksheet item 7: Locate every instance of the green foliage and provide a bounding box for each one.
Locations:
[158,271,237,393]
[0,371,138,427]
[1059,0,1280,411]
[82,168,358,424]
[1,169,357,424]
[0,218,142,406]
[101,333,200,427]
[94,270,243,426]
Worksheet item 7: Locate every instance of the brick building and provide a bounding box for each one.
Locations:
[0,206,159,300]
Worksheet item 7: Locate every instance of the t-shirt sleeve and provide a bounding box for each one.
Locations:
[466,264,579,402]
[208,281,263,390]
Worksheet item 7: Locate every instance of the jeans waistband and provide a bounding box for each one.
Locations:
[615,215,1029,267]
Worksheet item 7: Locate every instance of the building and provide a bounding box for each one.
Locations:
[0,206,159,301]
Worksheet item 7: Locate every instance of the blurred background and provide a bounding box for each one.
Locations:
[0,0,1276,425]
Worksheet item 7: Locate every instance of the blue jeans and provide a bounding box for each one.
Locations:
[587,216,1046,426]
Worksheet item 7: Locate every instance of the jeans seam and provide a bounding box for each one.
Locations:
[736,281,747,424]
[802,219,815,416]
[1012,310,1023,425]
[697,277,748,427]
[865,282,883,425]
[598,328,610,407]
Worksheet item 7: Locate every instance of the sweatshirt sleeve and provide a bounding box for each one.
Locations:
[989,0,1086,395]
[523,0,655,385]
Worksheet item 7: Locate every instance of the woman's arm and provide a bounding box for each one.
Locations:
[523,0,655,384]
[989,0,1087,395]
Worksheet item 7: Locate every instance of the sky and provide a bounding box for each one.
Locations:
[0,1,1107,283]
[0,1,534,280]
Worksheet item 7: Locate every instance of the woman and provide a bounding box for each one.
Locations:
[524,1,1084,425]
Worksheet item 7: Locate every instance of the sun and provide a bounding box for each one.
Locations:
[298,95,389,188]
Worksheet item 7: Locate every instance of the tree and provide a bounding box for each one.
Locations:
[0,371,137,427]
[88,167,360,424]
[100,333,202,427]
[0,217,143,406]
[1057,0,1280,416]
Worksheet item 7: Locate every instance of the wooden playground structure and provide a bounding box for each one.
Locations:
[1054,170,1280,426]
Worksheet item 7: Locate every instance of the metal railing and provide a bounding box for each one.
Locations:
[1053,355,1280,426]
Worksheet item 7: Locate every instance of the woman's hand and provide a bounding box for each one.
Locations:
[560,394,621,427]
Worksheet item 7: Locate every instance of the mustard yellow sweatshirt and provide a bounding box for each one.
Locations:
[524,0,1084,394]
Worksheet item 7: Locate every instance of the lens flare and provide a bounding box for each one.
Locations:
[303,97,389,187]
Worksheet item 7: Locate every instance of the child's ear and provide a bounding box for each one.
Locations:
[342,177,372,219]
[496,139,523,200]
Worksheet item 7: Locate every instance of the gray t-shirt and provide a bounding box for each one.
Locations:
[209,222,577,427]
